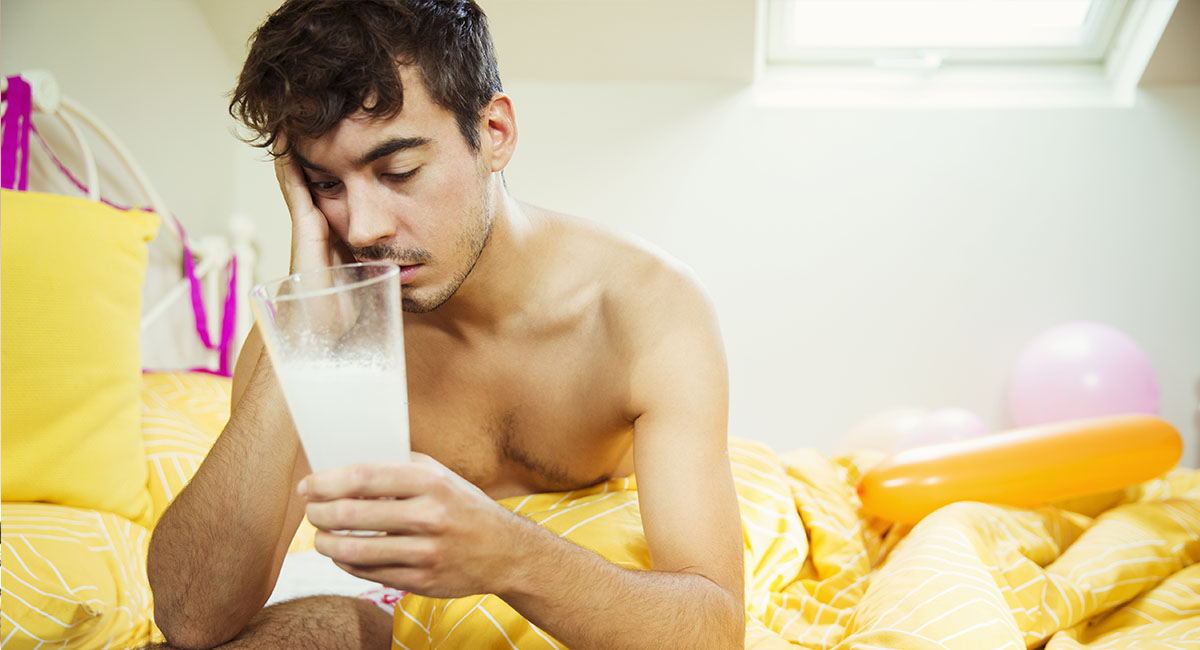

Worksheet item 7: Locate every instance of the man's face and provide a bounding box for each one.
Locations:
[291,67,494,313]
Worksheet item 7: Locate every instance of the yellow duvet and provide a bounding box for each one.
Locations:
[391,439,1200,649]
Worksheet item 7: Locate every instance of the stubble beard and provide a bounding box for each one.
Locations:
[347,163,496,313]
[401,197,494,313]
[404,159,497,313]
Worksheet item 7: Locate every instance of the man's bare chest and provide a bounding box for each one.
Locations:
[401,330,635,497]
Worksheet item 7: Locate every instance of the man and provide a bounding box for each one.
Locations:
[146,1,743,648]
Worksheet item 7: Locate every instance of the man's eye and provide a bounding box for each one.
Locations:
[308,180,341,192]
[384,168,420,182]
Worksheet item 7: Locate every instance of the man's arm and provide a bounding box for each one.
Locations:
[148,141,352,648]
[501,262,744,648]
[147,330,312,648]
[304,262,744,649]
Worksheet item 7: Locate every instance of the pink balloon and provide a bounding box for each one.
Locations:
[1008,322,1159,427]
[838,408,928,454]
[895,408,988,451]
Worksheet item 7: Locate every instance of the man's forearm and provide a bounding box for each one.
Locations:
[498,519,744,650]
[147,359,302,648]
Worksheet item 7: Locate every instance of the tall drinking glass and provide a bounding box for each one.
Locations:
[250,262,410,473]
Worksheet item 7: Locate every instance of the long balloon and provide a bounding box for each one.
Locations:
[857,414,1182,524]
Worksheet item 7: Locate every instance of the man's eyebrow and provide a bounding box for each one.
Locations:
[291,150,331,174]
[290,137,432,175]
[357,136,432,167]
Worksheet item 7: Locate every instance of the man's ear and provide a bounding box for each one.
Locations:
[481,93,517,172]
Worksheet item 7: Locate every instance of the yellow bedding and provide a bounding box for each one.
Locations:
[391,439,1200,649]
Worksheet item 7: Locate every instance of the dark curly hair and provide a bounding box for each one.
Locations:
[230,0,502,155]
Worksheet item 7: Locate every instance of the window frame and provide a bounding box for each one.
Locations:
[765,0,1131,68]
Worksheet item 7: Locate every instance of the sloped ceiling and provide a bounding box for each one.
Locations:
[192,0,276,67]
[1140,0,1200,85]
[194,0,1195,86]
[193,0,757,83]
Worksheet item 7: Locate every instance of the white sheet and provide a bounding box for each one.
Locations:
[266,549,384,606]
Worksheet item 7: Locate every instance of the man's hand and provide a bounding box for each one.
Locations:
[302,454,526,599]
[273,132,353,273]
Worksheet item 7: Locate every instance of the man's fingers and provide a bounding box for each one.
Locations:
[306,495,444,535]
[274,151,313,214]
[270,131,340,271]
[409,452,449,468]
[331,561,432,595]
[300,462,444,501]
[271,130,289,157]
[271,132,301,202]
[315,530,436,568]
[270,131,321,221]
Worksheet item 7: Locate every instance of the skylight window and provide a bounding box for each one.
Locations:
[767,0,1129,65]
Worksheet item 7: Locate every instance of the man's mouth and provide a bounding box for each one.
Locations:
[397,264,423,285]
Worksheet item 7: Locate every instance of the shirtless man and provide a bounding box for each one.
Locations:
[146,1,743,648]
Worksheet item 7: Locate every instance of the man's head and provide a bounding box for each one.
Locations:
[231,0,501,155]
[231,0,515,313]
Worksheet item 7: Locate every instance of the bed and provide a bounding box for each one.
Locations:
[2,71,1197,649]
[380,439,1199,649]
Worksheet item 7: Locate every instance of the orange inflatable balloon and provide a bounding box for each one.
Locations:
[857,414,1182,524]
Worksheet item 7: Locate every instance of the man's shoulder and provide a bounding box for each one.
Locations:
[534,207,717,339]
[542,208,710,310]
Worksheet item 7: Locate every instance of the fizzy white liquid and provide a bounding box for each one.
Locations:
[276,363,410,474]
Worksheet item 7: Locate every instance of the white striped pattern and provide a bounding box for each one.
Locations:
[3,374,1196,649]
[2,372,232,649]
[1,504,156,649]
[390,441,1200,650]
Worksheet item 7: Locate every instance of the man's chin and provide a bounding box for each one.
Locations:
[401,297,436,313]
[401,286,450,313]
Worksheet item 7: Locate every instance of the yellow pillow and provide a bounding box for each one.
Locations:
[139,371,318,551]
[0,502,157,649]
[1,189,159,527]
[141,372,232,524]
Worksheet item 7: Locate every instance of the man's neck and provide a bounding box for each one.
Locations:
[412,189,540,337]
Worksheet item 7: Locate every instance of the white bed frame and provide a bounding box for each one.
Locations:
[2,70,255,372]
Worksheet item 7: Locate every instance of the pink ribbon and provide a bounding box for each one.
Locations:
[2,75,33,191]
[2,74,236,376]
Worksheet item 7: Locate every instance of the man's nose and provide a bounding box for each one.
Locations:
[344,185,397,249]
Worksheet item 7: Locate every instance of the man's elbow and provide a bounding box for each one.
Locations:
[147,553,210,647]
[152,588,262,649]
[151,585,235,650]
[155,614,224,650]
[147,531,268,648]
[155,598,266,650]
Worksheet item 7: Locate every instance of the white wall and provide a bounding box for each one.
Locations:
[5,1,1197,465]
[2,0,241,233]
[501,82,1200,465]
